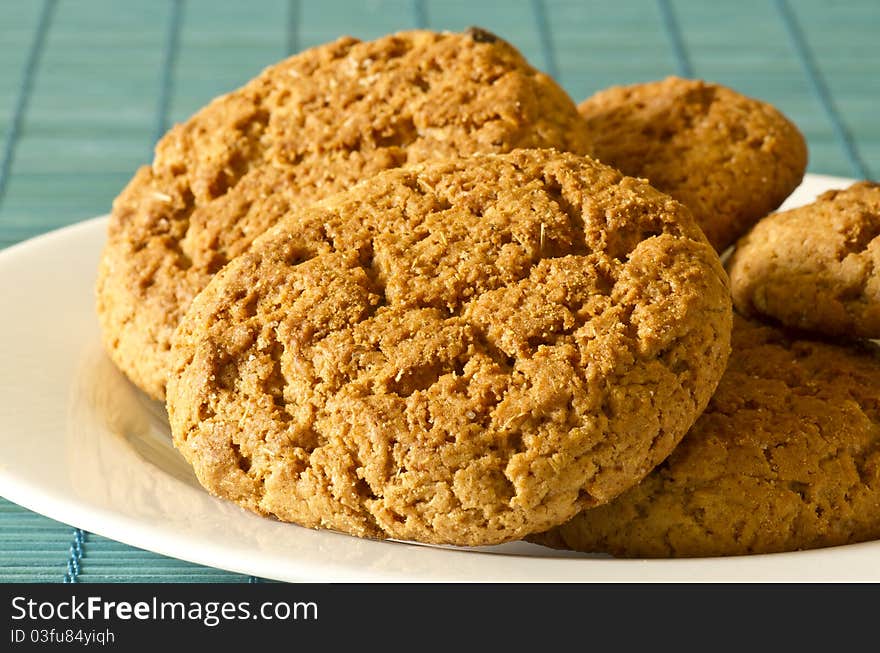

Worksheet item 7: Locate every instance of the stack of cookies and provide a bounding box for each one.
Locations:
[96,28,880,556]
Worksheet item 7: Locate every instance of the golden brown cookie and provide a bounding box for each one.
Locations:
[578,77,808,252]
[729,182,880,339]
[166,150,732,546]
[96,28,593,400]
[532,315,880,557]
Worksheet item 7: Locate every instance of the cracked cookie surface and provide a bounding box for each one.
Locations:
[729,181,880,338]
[96,28,592,400]
[532,315,880,557]
[166,150,732,546]
[578,77,807,252]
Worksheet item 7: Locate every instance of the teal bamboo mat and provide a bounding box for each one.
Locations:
[1,0,878,583]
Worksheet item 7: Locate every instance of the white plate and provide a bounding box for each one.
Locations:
[2,173,878,583]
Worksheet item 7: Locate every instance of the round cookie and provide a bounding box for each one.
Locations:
[166,150,732,546]
[532,315,880,557]
[578,77,808,252]
[729,182,880,339]
[96,28,593,401]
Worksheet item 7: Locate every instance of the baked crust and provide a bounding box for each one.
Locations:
[96,29,592,400]
[729,181,880,338]
[578,77,808,252]
[166,150,732,546]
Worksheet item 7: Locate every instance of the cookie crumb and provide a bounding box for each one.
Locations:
[465,26,499,43]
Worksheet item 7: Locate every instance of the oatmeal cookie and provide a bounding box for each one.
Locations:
[729,181,880,338]
[96,28,592,400]
[166,150,732,546]
[578,77,808,251]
